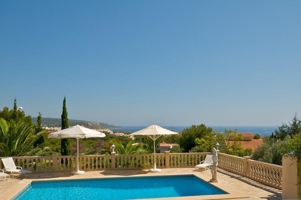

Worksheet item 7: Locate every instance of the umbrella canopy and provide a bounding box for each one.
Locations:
[48,125,106,175]
[131,125,178,138]
[131,125,178,172]
[48,125,106,139]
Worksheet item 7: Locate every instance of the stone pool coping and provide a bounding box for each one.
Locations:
[0,168,281,200]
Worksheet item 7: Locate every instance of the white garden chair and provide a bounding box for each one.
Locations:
[1,157,31,175]
[195,155,213,170]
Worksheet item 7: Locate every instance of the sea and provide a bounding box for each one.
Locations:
[110,125,278,136]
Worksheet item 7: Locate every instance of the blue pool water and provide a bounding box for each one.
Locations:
[14,175,227,200]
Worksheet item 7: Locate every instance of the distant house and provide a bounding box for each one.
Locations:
[228,132,263,152]
[156,142,179,153]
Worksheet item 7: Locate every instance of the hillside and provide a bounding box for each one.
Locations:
[32,117,121,129]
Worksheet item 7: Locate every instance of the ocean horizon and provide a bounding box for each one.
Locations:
[111,125,278,136]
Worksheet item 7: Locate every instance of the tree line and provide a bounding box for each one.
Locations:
[1,98,300,166]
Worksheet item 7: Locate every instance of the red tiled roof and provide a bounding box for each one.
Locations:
[241,133,254,141]
[228,139,263,151]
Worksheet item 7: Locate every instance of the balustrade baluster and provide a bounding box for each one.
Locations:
[179,155,182,167]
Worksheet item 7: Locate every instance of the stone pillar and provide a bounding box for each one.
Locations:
[111,152,116,169]
[282,156,300,199]
[164,151,170,168]
[243,156,251,177]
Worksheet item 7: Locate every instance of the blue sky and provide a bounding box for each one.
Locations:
[1,1,301,127]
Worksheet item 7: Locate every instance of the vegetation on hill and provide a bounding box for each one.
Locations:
[0,99,123,156]
[31,117,121,130]
[252,114,301,165]
[161,124,252,156]
[1,98,300,168]
[0,99,47,156]
[0,99,251,157]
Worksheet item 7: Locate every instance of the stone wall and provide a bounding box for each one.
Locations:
[282,156,300,199]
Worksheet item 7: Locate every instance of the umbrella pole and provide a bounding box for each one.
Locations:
[72,138,85,175]
[149,136,161,172]
[76,138,79,172]
[153,139,156,169]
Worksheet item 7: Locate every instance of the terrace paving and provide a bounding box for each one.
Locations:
[0,168,282,200]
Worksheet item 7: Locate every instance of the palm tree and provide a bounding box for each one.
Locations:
[0,118,45,156]
[113,140,147,154]
[111,140,148,168]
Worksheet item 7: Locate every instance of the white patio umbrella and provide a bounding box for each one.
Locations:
[131,125,178,172]
[48,125,106,175]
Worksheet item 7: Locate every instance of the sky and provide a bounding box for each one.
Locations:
[1,1,301,127]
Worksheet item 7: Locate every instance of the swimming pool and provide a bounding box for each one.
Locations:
[14,175,227,200]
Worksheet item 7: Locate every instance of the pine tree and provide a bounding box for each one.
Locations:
[61,97,71,155]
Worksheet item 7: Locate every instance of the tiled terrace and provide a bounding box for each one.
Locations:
[0,168,281,200]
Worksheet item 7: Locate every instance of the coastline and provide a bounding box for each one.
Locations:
[110,125,277,136]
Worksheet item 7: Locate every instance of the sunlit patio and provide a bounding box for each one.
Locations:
[0,167,281,200]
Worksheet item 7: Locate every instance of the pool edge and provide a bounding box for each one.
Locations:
[2,172,250,200]
[1,179,32,200]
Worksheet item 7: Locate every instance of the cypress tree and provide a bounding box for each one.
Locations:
[37,112,42,131]
[13,99,17,119]
[61,97,71,155]
[34,112,45,147]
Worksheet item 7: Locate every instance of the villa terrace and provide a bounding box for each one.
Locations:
[0,152,284,199]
